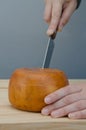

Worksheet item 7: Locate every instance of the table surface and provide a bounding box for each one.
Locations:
[0,79,86,130]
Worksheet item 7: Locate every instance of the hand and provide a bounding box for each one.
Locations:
[44,0,77,35]
[41,83,86,119]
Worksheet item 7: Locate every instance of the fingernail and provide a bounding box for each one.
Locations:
[41,108,49,115]
[44,97,51,104]
[51,111,60,118]
[58,28,62,32]
[58,25,63,32]
[68,113,75,118]
[47,29,54,36]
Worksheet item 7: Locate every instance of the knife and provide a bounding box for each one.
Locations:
[42,32,56,68]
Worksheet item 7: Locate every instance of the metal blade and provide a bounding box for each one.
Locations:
[42,37,55,68]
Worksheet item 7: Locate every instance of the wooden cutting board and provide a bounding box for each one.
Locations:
[0,79,86,130]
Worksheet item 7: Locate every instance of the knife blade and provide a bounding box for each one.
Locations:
[42,36,55,68]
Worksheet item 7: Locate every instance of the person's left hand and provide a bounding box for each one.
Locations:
[41,83,86,119]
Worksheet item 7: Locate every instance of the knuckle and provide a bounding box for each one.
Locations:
[62,97,70,105]
[63,18,69,25]
[44,15,50,22]
[53,102,58,109]
[76,100,84,110]
[65,87,70,93]
[78,111,85,118]
[62,108,68,115]
[52,10,59,19]
[72,0,77,8]
[44,10,51,22]
[64,86,72,94]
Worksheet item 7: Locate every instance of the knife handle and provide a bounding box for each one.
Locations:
[50,31,57,40]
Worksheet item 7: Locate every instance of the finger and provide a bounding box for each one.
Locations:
[41,104,53,116]
[47,1,62,36]
[51,92,82,109]
[44,0,52,23]
[44,85,82,104]
[68,109,86,119]
[58,1,77,31]
[42,92,82,116]
[51,100,86,118]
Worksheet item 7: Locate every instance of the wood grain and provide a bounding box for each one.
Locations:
[0,79,86,130]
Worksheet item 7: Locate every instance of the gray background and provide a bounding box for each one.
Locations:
[0,0,86,79]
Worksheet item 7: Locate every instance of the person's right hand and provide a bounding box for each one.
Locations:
[44,0,77,36]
